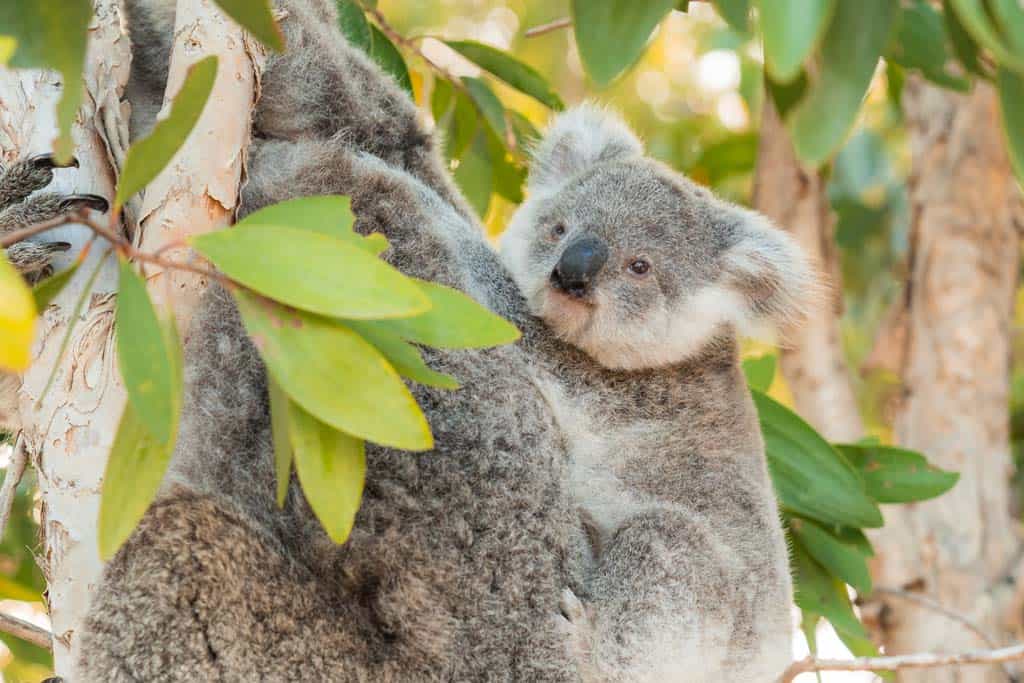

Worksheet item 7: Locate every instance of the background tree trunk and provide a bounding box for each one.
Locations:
[1,0,260,675]
[870,76,1022,683]
[754,101,864,442]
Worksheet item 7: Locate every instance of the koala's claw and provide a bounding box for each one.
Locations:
[59,193,109,214]
[28,153,78,170]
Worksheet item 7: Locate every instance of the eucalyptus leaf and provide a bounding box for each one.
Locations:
[711,0,749,32]
[336,0,372,52]
[288,400,366,543]
[757,0,835,83]
[463,77,507,140]
[116,259,177,446]
[998,67,1024,184]
[32,262,80,310]
[571,0,676,86]
[0,252,36,372]
[454,130,494,217]
[192,223,430,319]
[742,354,776,392]
[269,376,294,508]
[116,56,218,209]
[789,516,873,594]
[213,0,284,51]
[346,320,459,389]
[837,443,960,504]
[445,40,564,110]
[234,290,433,451]
[369,25,413,95]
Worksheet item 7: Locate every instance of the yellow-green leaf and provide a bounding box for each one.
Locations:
[98,400,174,560]
[374,279,520,349]
[998,67,1024,184]
[268,375,293,507]
[116,259,177,445]
[234,290,433,451]
[0,36,16,64]
[32,262,80,310]
[346,320,460,390]
[444,41,564,110]
[0,253,37,372]
[116,56,218,209]
[213,0,284,51]
[0,0,92,162]
[239,195,383,254]
[287,400,366,543]
[193,223,429,319]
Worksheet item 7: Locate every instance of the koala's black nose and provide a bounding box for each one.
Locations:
[552,236,608,298]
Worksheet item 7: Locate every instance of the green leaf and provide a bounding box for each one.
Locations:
[32,262,80,310]
[791,535,875,650]
[753,390,883,528]
[742,354,776,392]
[234,290,433,451]
[445,90,480,161]
[999,67,1024,184]
[886,2,970,92]
[766,71,808,120]
[786,0,898,166]
[239,196,354,237]
[192,223,429,320]
[116,259,177,446]
[463,77,507,140]
[486,125,527,203]
[445,41,564,110]
[757,0,835,83]
[711,0,749,32]
[336,0,373,52]
[948,0,1024,74]
[789,516,873,593]
[268,376,293,507]
[212,0,284,51]
[571,0,676,86]
[116,56,218,209]
[287,400,366,543]
[454,130,494,217]
[943,0,985,77]
[0,0,92,162]
[98,400,175,560]
[837,443,960,504]
[346,320,460,389]
[373,278,520,349]
[369,25,413,95]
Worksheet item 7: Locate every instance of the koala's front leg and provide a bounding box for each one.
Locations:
[0,155,109,282]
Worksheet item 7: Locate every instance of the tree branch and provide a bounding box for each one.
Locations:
[0,610,52,650]
[779,644,1024,682]
[0,432,27,540]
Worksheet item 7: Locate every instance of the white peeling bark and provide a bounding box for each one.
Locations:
[137,0,263,330]
[753,101,864,442]
[2,2,132,673]
[871,77,1022,683]
[2,0,261,676]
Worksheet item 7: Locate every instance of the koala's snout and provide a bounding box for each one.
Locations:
[552,236,608,298]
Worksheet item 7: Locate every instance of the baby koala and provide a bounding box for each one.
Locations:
[502,105,813,682]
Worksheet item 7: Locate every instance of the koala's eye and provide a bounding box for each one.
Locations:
[550,224,567,239]
[628,259,651,276]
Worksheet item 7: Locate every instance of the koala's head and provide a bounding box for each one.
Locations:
[501,105,814,371]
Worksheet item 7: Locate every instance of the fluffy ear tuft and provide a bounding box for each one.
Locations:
[528,104,643,195]
[718,207,819,338]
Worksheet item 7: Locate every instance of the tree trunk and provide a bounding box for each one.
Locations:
[753,101,864,442]
[871,76,1022,683]
[1,1,260,676]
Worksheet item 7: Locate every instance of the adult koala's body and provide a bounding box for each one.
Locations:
[77,1,577,680]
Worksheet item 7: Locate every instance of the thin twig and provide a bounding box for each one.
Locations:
[0,433,28,540]
[0,610,52,650]
[524,17,571,38]
[0,215,78,248]
[778,644,1024,682]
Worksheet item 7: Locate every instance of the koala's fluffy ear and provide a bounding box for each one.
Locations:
[528,104,643,196]
[717,207,817,337]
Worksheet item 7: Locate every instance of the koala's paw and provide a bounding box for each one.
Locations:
[0,154,109,282]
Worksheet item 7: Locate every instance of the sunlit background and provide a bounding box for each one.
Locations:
[0,0,985,680]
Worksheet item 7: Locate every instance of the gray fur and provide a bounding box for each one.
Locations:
[501,105,808,681]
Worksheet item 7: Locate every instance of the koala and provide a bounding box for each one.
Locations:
[499,106,811,681]
[0,1,809,681]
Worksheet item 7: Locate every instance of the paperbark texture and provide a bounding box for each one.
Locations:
[871,77,1022,683]
[753,101,864,442]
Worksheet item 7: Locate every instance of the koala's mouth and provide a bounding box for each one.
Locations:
[537,283,597,342]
